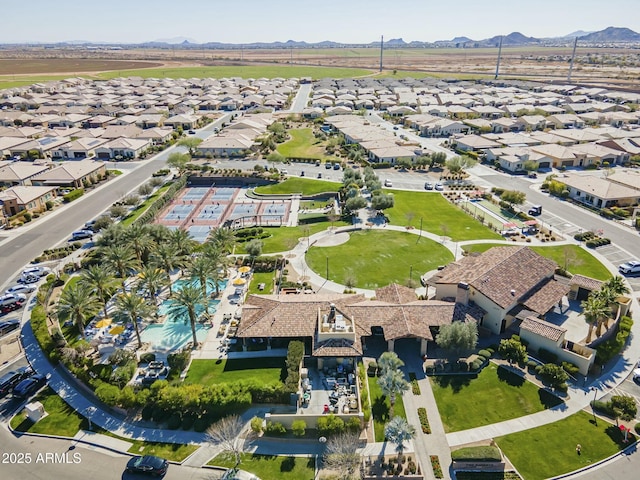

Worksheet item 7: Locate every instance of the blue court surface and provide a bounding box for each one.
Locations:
[164,204,194,220]
[188,225,211,242]
[229,204,258,219]
[211,188,235,200]
[182,187,209,200]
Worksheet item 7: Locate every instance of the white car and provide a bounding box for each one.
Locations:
[0,293,27,307]
[434,182,444,191]
[384,179,393,187]
[619,260,640,275]
[5,284,37,296]
[22,266,52,278]
[633,368,640,383]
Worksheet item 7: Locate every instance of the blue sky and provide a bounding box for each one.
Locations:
[2,0,637,44]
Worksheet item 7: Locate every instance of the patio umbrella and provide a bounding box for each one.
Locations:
[503,222,518,229]
[109,325,125,335]
[238,266,251,274]
[95,318,112,328]
[233,278,246,286]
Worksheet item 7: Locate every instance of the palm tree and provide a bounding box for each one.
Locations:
[377,351,405,376]
[384,417,416,460]
[377,369,409,419]
[208,227,236,254]
[81,265,116,320]
[115,293,155,348]
[97,223,127,248]
[603,276,630,298]
[146,224,172,246]
[186,255,216,314]
[124,224,153,264]
[57,283,100,339]
[101,244,138,290]
[137,264,169,306]
[168,284,205,348]
[151,243,183,294]
[581,294,610,343]
[168,228,195,257]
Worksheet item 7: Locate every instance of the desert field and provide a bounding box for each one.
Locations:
[0,45,638,89]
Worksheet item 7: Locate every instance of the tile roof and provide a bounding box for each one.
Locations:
[570,274,604,292]
[375,284,417,304]
[520,277,570,315]
[312,338,362,357]
[520,316,566,342]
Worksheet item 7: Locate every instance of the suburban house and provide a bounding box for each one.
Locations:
[54,137,108,160]
[30,160,106,190]
[95,137,151,160]
[237,284,485,359]
[554,173,640,208]
[9,136,71,160]
[0,185,56,217]
[529,143,578,168]
[431,246,569,335]
[452,134,501,153]
[197,135,254,157]
[135,127,174,145]
[0,163,50,187]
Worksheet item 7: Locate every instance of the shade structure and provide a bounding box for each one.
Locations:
[524,220,538,226]
[232,278,247,286]
[503,222,518,229]
[95,318,112,328]
[109,325,125,335]
[238,266,251,273]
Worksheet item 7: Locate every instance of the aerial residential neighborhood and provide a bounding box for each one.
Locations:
[1,3,640,480]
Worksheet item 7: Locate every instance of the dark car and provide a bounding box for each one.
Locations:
[12,374,47,399]
[0,371,23,397]
[126,455,169,476]
[1,300,25,314]
[325,162,332,169]
[0,318,20,337]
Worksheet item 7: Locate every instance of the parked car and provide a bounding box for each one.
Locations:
[315,160,321,167]
[0,293,27,307]
[187,130,196,135]
[633,368,640,383]
[71,229,94,241]
[5,284,36,295]
[325,162,332,169]
[424,182,433,190]
[280,169,288,175]
[528,205,542,216]
[384,179,393,187]
[21,266,52,278]
[126,455,169,476]
[0,370,24,397]
[333,163,341,170]
[12,373,47,399]
[434,183,444,191]
[0,318,20,337]
[619,260,640,275]
[0,301,24,314]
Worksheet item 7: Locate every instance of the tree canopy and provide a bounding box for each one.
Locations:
[435,321,478,354]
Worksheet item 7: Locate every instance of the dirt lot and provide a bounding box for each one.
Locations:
[0,58,163,76]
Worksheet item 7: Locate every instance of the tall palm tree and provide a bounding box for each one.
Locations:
[377,369,409,419]
[146,224,172,246]
[101,244,138,290]
[187,255,216,314]
[167,284,204,348]
[168,228,195,257]
[137,264,169,306]
[581,294,610,343]
[208,227,236,254]
[384,417,416,460]
[151,243,183,294]
[124,224,154,264]
[81,265,117,320]
[57,282,100,339]
[377,351,405,376]
[603,276,630,298]
[97,223,127,248]
[115,293,154,348]
[203,244,227,293]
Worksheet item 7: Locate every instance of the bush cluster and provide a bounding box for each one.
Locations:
[63,189,84,203]
[358,362,372,423]
[409,372,421,395]
[132,177,186,226]
[235,227,271,243]
[596,316,633,365]
[417,407,431,434]
[586,237,611,248]
[283,341,304,393]
[592,395,637,421]
[34,243,82,263]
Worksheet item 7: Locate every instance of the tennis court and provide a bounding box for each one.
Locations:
[182,187,210,201]
[188,225,211,243]
[229,203,258,219]
[196,204,226,221]
[163,204,194,220]
[211,187,236,200]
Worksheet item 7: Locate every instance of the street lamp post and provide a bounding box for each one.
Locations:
[326,257,329,281]
[590,387,598,425]
[409,264,413,285]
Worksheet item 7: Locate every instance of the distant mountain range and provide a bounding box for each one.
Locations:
[9,26,640,49]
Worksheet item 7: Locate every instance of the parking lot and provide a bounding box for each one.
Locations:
[600,369,640,422]
[594,244,640,291]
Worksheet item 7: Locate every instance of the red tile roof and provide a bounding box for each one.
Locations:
[520,316,566,342]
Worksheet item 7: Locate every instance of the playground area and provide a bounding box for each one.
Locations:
[156,186,293,241]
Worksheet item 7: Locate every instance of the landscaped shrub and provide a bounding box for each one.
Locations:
[596,316,633,365]
[139,353,156,364]
[367,361,378,377]
[562,361,580,376]
[592,395,638,421]
[470,359,483,371]
[317,414,345,436]
[181,414,196,430]
[141,404,155,421]
[418,407,431,434]
[63,188,84,203]
[292,419,307,437]
[250,416,264,433]
[358,362,372,423]
[265,421,287,436]
[409,372,421,395]
[451,446,502,462]
[538,363,569,388]
[537,348,558,364]
[193,417,210,432]
[167,413,182,430]
[346,417,361,433]
[283,341,304,393]
[167,349,190,373]
[478,349,492,359]
[430,455,443,479]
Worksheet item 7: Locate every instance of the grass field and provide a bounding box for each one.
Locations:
[384,190,501,241]
[185,357,285,385]
[462,243,611,281]
[496,410,635,480]
[306,230,453,289]
[277,128,326,159]
[125,440,198,462]
[210,453,315,480]
[430,363,563,433]
[237,220,349,254]
[122,183,172,226]
[248,271,275,295]
[254,177,340,195]
[367,375,407,442]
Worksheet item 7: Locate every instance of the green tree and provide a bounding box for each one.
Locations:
[377,369,409,419]
[435,321,478,355]
[168,283,205,348]
[538,363,569,388]
[168,228,196,256]
[208,227,237,254]
[501,190,527,207]
[610,395,637,422]
[267,151,285,163]
[384,416,416,458]
[523,160,538,173]
[177,137,203,156]
[446,155,477,175]
[498,337,528,365]
[124,223,153,264]
[101,244,138,290]
[581,293,609,343]
[396,157,413,170]
[415,155,432,169]
[81,265,117,320]
[371,193,394,211]
[57,283,100,339]
[431,151,447,167]
[137,264,169,305]
[115,292,155,348]
[344,196,367,212]
[602,276,630,298]
[167,151,191,175]
[187,255,217,314]
[245,239,263,260]
[151,243,184,295]
[377,351,404,376]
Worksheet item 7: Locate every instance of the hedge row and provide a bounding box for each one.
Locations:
[586,237,611,249]
[63,189,84,203]
[283,340,304,393]
[596,316,633,365]
[131,177,186,226]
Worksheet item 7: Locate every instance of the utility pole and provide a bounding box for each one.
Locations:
[494,36,503,80]
[379,35,384,72]
[567,36,578,83]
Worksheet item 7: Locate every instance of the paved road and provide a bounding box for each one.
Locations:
[288,83,312,113]
[0,114,232,291]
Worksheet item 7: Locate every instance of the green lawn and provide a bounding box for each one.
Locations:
[306,230,453,289]
[367,375,407,442]
[462,243,611,281]
[277,128,326,159]
[185,358,285,386]
[254,177,340,195]
[10,387,89,437]
[384,190,501,241]
[126,440,198,462]
[121,183,172,226]
[96,65,374,80]
[430,364,563,433]
[496,410,635,480]
[248,271,276,295]
[237,221,348,254]
[209,453,315,480]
